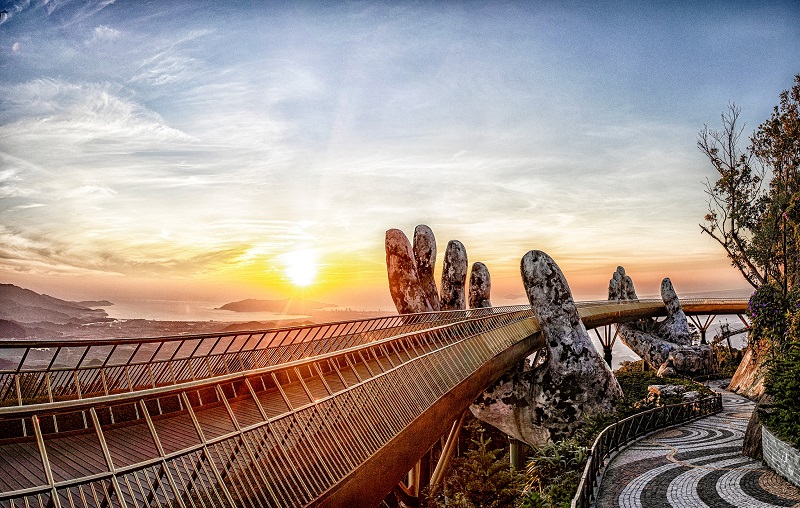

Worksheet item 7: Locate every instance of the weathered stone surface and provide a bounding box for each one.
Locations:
[413,225,440,311]
[470,250,623,447]
[385,229,434,314]
[682,390,700,402]
[656,278,691,346]
[468,262,492,309]
[743,394,772,460]
[729,344,766,398]
[609,266,637,301]
[646,384,686,405]
[439,240,467,311]
[612,268,716,377]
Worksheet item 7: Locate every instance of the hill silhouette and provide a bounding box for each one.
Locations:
[217,298,336,314]
[0,284,109,324]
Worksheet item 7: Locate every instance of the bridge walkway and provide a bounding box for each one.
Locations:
[0,299,750,508]
[595,385,800,508]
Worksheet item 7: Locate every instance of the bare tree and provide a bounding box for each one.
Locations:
[698,103,767,289]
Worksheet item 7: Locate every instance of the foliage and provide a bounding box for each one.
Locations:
[519,439,587,508]
[425,420,524,508]
[699,75,800,291]
[760,341,800,449]
[714,346,744,378]
[427,368,715,507]
[748,283,788,352]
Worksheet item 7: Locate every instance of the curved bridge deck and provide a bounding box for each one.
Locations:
[0,299,748,508]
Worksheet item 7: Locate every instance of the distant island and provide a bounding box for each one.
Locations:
[0,283,385,340]
[75,300,114,307]
[217,298,336,314]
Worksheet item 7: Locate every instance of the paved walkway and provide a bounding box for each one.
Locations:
[596,386,800,508]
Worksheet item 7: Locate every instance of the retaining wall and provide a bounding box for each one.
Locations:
[762,425,800,488]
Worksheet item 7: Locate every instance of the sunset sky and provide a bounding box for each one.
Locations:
[1,1,799,314]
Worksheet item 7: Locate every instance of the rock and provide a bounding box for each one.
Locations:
[611,268,717,377]
[655,278,691,346]
[742,394,773,460]
[682,391,700,402]
[386,226,485,314]
[656,359,678,377]
[609,266,637,301]
[646,384,687,404]
[468,262,492,309]
[385,229,434,314]
[470,251,623,447]
[413,225,440,311]
[439,240,468,311]
[729,345,766,398]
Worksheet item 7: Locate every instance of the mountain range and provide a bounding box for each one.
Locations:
[0,284,109,325]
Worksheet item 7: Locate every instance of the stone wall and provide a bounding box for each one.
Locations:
[762,425,800,487]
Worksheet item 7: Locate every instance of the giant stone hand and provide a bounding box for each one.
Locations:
[386,227,622,447]
[470,251,622,446]
[386,226,485,313]
[609,266,717,377]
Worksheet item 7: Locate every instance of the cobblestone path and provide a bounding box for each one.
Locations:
[595,388,800,508]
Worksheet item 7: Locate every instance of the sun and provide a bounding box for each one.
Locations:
[280,250,318,287]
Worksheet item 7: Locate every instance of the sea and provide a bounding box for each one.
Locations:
[101,298,308,323]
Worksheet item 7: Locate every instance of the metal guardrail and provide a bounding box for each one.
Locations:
[570,391,723,508]
[0,305,530,407]
[0,308,539,508]
[0,298,748,508]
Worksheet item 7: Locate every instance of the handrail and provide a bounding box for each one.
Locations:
[570,391,723,508]
[0,299,749,407]
[0,308,540,507]
[0,309,536,417]
[0,306,530,407]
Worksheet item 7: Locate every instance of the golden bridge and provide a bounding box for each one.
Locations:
[0,299,748,508]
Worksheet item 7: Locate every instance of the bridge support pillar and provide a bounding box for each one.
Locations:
[688,314,717,345]
[509,439,525,472]
[593,325,617,368]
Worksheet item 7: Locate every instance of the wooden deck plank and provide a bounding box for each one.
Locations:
[227,395,265,428]
[255,389,290,418]
[151,413,201,455]
[280,382,312,408]
[195,404,235,440]
[103,422,159,469]
[44,434,108,482]
[302,377,330,401]
[0,441,46,490]
[321,371,346,393]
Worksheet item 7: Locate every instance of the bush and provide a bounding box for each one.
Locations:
[760,341,800,448]
[715,346,744,378]
[520,439,587,508]
[425,420,524,508]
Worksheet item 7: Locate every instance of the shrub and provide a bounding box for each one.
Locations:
[760,341,800,448]
[425,420,524,508]
[520,439,587,508]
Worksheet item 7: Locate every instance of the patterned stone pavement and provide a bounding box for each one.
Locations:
[595,386,800,508]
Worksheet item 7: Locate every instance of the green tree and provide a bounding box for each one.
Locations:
[425,421,523,508]
[700,75,800,292]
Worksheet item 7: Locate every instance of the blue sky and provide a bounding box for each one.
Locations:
[0,0,798,308]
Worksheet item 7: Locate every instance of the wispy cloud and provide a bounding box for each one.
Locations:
[2,1,796,302]
[87,24,120,43]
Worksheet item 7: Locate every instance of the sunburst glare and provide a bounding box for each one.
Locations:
[281,250,318,287]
